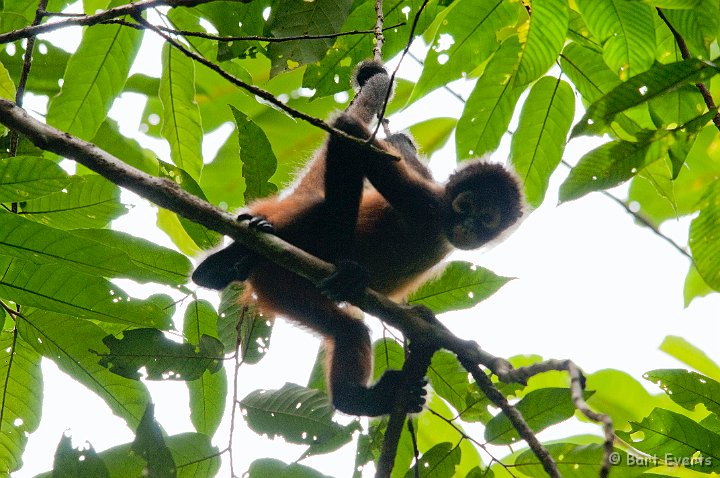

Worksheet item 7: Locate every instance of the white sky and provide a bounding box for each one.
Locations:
[10,17,720,478]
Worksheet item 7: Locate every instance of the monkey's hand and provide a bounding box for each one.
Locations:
[238,212,275,234]
[333,370,427,417]
[318,260,370,303]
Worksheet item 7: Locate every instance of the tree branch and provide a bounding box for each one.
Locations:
[0,0,217,44]
[656,8,720,131]
[373,0,385,62]
[0,98,615,476]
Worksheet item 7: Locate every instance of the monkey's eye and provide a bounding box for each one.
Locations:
[477,207,502,230]
[451,191,476,215]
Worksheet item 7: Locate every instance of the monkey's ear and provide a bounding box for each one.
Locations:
[352,60,387,89]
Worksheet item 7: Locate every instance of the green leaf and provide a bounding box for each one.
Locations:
[659,2,718,58]
[70,228,191,285]
[560,42,647,137]
[303,0,443,98]
[515,0,568,86]
[0,59,14,136]
[559,135,658,202]
[132,404,176,478]
[46,11,142,140]
[159,43,203,181]
[411,0,520,103]
[660,336,720,382]
[184,300,227,436]
[515,443,651,477]
[408,261,512,314]
[456,36,524,159]
[510,77,574,208]
[19,174,127,229]
[689,181,720,290]
[99,328,223,381]
[485,388,591,444]
[408,117,456,157]
[644,369,720,415]
[427,350,469,414]
[0,329,42,475]
[91,119,159,175]
[265,0,352,76]
[230,105,278,202]
[0,257,170,327]
[0,40,70,97]
[373,338,405,379]
[584,369,656,427]
[240,383,342,445]
[52,434,110,478]
[248,458,333,478]
[17,310,150,428]
[0,156,72,201]
[576,0,655,79]
[684,264,714,307]
[572,59,720,137]
[157,161,222,251]
[616,408,720,472]
[0,211,189,285]
[82,432,218,478]
[405,442,461,478]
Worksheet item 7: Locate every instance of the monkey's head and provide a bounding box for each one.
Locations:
[443,162,524,250]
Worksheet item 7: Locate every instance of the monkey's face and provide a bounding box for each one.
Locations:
[447,191,507,249]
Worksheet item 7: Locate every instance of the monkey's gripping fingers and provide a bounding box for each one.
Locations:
[237,213,275,234]
[318,260,371,303]
[372,370,427,415]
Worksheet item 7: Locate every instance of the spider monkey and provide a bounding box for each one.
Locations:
[193,60,524,416]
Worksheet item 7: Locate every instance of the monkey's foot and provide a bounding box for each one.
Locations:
[318,260,370,303]
[237,213,275,234]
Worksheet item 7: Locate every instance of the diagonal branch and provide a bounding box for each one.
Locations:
[0,98,614,477]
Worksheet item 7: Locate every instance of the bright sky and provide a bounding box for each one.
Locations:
[11,14,720,478]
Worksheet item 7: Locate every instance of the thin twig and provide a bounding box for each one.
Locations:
[656,8,720,130]
[130,13,398,161]
[0,0,215,44]
[373,0,385,62]
[9,0,48,156]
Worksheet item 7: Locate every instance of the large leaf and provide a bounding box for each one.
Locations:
[0,211,189,285]
[265,0,352,77]
[689,181,720,290]
[456,36,524,160]
[0,40,69,97]
[644,369,720,416]
[16,310,150,428]
[485,388,591,444]
[411,0,520,103]
[132,404,176,478]
[0,59,14,137]
[514,443,652,476]
[0,256,171,328]
[510,77,574,208]
[406,442,461,478]
[616,408,720,472]
[0,329,42,475]
[408,261,511,314]
[572,58,720,137]
[247,459,333,478]
[99,328,224,381]
[36,432,220,478]
[46,6,142,140]
[575,0,655,79]
[70,228,191,285]
[230,106,278,202]
[515,0,568,86]
[184,300,227,436]
[0,156,72,201]
[660,336,720,385]
[19,174,127,229]
[159,43,203,181]
[51,435,109,478]
[240,383,342,445]
[427,350,470,414]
